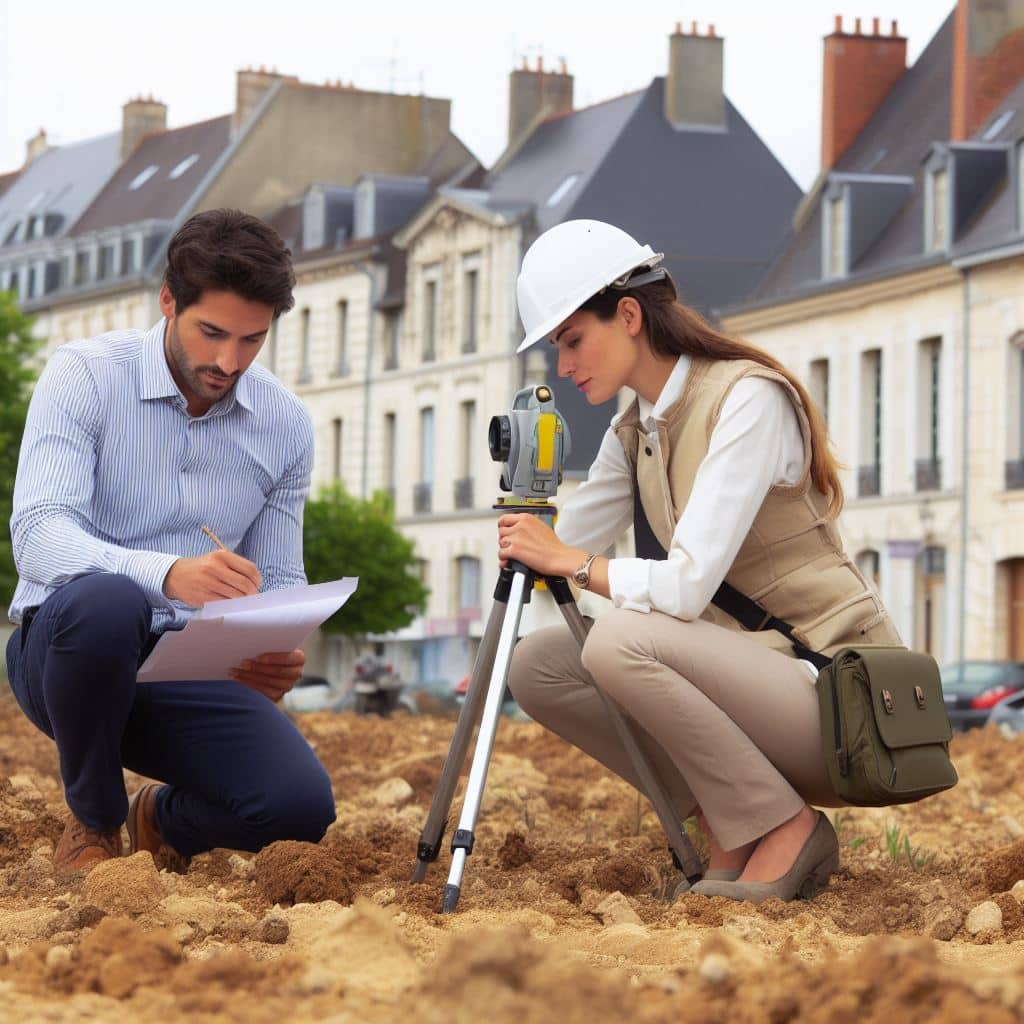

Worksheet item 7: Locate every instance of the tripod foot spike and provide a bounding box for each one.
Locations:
[442,884,461,914]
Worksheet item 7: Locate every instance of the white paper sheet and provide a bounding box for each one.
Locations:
[137,578,358,682]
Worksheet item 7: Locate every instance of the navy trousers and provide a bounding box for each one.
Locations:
[5,573,336,857]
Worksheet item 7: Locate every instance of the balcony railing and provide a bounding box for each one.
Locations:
[454,476,474,509]
[1006,459,1024,490]
[915,457,941,492]
[413,482,433,515]
[857,464,881,497]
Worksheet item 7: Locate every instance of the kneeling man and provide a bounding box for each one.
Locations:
[6,209,335,874]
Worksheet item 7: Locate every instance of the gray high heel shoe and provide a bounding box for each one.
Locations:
[690,812,839,904]
[671,867,742,899]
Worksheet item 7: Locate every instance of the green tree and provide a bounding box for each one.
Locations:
[0,291,39,602]
[303,484,428,636]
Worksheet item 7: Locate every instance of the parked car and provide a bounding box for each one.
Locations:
[281,675,335,713]
[940,660,1024,731]
[989,689,1024,733]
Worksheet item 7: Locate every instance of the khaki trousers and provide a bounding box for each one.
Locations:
[508,609,840,851]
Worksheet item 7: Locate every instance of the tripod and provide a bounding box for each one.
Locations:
[410,502,704,912]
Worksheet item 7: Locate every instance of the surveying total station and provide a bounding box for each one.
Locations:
[410,384,704,912]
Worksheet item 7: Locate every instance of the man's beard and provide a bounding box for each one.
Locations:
[167,321,239,403]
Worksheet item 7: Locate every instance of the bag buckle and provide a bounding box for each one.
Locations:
[914,686,926,710]
[881,689,895,714]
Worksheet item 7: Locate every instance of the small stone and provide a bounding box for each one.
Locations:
[925,907,963,942]
[594,891,642,926]
[255,914,289,945]
[228,854,254,877]
[1010,880,1024,905]
[370,888,396,907]
[371,778,414,808]
[1000,816,1024,840]
[45,946,72,970]
[965,901,1003,936]
[699,953,731,985]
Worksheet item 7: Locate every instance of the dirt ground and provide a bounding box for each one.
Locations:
[1,693,1024,1023]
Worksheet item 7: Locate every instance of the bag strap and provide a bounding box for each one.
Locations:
[631,481,832,671]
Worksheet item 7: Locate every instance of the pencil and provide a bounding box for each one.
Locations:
[201,525,229,552]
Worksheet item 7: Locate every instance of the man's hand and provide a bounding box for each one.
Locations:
[164,550,262,606]
[229,649,305,703]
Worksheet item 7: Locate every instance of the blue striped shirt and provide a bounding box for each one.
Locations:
[9,319,314,632]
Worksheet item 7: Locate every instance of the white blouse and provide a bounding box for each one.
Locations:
[556,354,811,652]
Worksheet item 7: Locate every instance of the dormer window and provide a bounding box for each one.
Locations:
[926,167,949,252]
[823,191,847,279]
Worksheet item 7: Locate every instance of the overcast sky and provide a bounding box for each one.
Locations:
[0,1,952,191]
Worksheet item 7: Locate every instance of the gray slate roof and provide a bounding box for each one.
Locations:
[734,12,1024,313]
[71,116,232,235]
[0,132,121,251]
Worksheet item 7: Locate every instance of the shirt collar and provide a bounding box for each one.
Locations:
[139,319,180,402]
[637,354,690,430]
[138,317,255,416]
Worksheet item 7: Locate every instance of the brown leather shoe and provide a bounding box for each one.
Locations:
[53,814,122,875]
[126,784,191,874]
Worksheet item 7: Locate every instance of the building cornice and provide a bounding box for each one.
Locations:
[721,263,961,333]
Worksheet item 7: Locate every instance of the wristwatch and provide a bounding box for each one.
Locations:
[571,553,598,589]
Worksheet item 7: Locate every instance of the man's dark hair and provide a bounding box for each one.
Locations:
[164,209,295,318]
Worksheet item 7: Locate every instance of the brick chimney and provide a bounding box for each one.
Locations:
[507,57,573,145]
[121,96,167,160]
[25,128,48,165]
[952,0,1024,141]
[665,21,725,130]
[821,15,907,170]
[234,66,298,137]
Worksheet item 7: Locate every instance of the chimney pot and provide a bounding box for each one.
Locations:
[665,21,725,129]
[891,19,898,35]
[691,20,698,33]
[821,14,906,168]
[120,95,167,160]
[835,14,842,32]
[872,17,880,35]
[674,21,681,34]
[507,54,574,146]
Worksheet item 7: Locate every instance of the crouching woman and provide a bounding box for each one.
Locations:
[500,220,900,903]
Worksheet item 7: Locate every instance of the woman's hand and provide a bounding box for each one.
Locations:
[497,513,586,577]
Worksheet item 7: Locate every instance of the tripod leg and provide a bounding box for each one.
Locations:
[410,588,508,883]
[548,579,704,886]
[443,569,530,912]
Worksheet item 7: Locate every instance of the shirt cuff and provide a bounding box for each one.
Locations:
[119,550,180,610]
[606,557,653,613]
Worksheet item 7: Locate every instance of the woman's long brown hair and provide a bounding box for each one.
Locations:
[579,277,844,518]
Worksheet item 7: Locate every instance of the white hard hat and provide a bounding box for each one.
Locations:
[516,219,665,353]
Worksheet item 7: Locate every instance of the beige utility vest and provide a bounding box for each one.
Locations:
[612,357,901,660]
